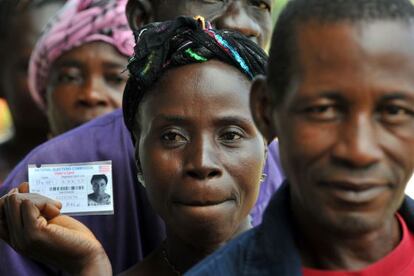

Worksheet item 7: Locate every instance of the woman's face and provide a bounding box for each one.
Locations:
[46,41,128,136]
[135,60,265,246]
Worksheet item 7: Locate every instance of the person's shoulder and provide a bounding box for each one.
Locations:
[186,228,259,275]
[1,110,131,191]
[20,110,125,155]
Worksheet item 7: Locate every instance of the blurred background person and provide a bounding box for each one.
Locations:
[28,0,134,137]
[0,0,65,182]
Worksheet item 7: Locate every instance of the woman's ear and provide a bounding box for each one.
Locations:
[126,0,153,30]
[250,75,278,144]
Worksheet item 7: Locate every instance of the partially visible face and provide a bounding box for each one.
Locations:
[92,178,108,196]
[265,21,414,235]
[135,60,265,245]
[46,41,128,136]
[129,0,273,49]
[1,2,63,132]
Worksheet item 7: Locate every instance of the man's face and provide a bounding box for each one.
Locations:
[268,21,414,234]
[128,0,273,49]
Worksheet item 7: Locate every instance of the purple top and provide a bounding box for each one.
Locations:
[0,109,284,274]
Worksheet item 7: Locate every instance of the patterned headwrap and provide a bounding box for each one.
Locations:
[123,16,268,134]
[28,0,134,109]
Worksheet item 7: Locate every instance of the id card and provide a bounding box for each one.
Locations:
[28,161,114,216]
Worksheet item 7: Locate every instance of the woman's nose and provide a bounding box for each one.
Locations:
[184,137,223,180]
[77,77,110,107]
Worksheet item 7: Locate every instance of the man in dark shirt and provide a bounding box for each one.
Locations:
[188,0,414,275]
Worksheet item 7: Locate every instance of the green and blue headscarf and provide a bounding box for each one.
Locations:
[122,16,268,133]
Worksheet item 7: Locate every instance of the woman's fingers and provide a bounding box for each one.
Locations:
[4,193,25,252]
[0,192,61,244]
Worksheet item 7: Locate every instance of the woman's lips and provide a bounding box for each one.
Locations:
[173,198,235,207]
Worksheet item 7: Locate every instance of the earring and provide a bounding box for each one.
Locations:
[260,173,267,183]
[137,172,146,188]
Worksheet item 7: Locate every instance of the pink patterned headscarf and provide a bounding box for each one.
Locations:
[28,0,134,109]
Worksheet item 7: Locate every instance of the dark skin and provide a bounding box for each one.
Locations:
[251,21,414,270]
[126,0,273,49]
[0,61,265,276]
[126,60,264,274]
[0,2,63,180]
[46,41,128,136]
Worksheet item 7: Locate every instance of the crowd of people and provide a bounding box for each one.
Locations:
[0,0,414,275]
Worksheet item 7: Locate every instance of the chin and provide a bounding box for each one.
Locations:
[169,209,239,247]
[323,211,389,236]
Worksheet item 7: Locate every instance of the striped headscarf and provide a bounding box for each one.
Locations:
[28,0,134,109]
[123,16,268,135]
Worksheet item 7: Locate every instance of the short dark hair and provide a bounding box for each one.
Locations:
[268,0,414,106]
[91,174,108,184]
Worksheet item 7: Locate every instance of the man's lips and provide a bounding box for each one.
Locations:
[320,180,390,204]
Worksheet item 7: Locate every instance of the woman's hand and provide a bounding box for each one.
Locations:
[0,183,61,242]
[0,183,112,275]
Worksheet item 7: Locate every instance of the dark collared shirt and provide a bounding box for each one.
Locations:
[187,182,414,276]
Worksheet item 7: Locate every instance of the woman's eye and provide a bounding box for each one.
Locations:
[161,132,187,145]
[202,0,225,4]
[106,74,127,86]
[56,69,82,84]
[219,130,244,143]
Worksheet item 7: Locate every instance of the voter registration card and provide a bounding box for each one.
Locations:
[28,161,114,216]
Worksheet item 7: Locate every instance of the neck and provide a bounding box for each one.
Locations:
[292,202,401,270]
[163,217,252,273]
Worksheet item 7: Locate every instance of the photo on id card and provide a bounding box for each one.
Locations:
[28,160,114,216]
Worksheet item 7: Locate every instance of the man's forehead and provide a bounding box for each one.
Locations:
[294,20,414,70]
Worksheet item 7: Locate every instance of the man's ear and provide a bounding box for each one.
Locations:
[250,75,278,144]
[126,0,153,30]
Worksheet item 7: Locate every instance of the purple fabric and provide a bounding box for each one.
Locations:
[28,0,134,110]
[251,140,285,226]
[0,110,165,274]
[1,109,284,274]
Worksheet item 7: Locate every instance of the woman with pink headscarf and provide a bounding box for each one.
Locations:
[29,0,134,136]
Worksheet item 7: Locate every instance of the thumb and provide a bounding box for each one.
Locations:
[18,183,30,193]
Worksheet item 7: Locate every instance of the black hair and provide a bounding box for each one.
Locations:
[91,174,108,184]
[122,16,268,136]
[268,0,414,106]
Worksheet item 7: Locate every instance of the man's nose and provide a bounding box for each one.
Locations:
[212,1,261,43]
[332,115,383,168]
[184,136,223,180]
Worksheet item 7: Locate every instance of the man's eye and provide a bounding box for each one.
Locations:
[303,105,339,121]
[250,0,271,12]
[378,105,414,124]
